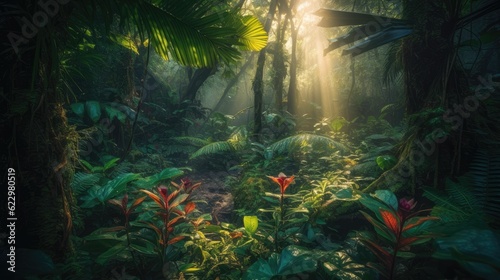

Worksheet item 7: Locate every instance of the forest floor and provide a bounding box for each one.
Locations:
[189,172,235,225]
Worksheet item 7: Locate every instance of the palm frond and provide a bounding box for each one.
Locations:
[116,0,266,67]
[268,133,349,154]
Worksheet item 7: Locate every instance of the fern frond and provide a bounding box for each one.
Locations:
[108,162,132,178]
[164,145,197,155]
[466,149,500,227]
[268,133,349,154]
[171,136,210,147]
[190,141,234,159]
[447,178,479,213]
[71,172,102,195]
[423,188,471,222]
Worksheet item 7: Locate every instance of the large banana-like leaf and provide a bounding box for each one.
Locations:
[342,26,413,57]
[314,9,407,27]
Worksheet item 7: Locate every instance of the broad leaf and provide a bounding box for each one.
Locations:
[85,100,101,123]
[314,9,407,27]
[70,102,85,117]
[244,215,259,235]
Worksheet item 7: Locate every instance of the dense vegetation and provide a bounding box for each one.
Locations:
[1,0,500,279]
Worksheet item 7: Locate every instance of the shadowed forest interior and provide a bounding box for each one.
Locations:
[1,0,500,279]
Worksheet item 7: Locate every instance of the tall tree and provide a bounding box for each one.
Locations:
[253,0,278,140]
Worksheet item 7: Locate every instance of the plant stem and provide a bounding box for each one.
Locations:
[389,224,403,280]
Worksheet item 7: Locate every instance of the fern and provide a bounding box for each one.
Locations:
[465,149,500,227]
[171,136,210,147]
[71,172,102,196]
[108,162,132,179]
[424,148,500,228]
[190,141,235,159]
[164,144,197,155]
[268,133,349,154]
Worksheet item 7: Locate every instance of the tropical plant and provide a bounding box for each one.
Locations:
[359,190,440,279]
[244,245,317,280]
[433,228,500,280]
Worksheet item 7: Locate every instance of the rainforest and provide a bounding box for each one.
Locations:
[1,0,500,279]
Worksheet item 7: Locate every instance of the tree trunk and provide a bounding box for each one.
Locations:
[286,1,298,115]
[212,53,255,113]
[181,66,217,102]
[252,0,278,140]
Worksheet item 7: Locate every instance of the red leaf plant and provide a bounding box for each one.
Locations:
[359,193,440,280]
[140,180,200,258]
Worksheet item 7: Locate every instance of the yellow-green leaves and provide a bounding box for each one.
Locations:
[244,215,259,236]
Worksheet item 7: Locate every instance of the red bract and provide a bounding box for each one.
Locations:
[267,172,295,195]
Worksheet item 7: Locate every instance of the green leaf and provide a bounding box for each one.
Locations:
[135,168,184,189]
[103,157,120,171]
[244,216,259,235]
[234,15,268,51]
[81,173,140,208]
[85,101,101,123]
[108,33,139,54]
[104,105,127,123]
[434,229,500,279]
[70,102,85,117]
[373,190,398,211]
[244,246,317,279]
[129,240,157,256]
[334,188,353,199]
[376,155,397,171]
[178,263,203,273]
[314,9,407,27]
[96,243,127,265]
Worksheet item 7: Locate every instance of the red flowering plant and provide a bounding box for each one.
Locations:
[140,180,199,264]
[263,173,305,251]
[359,190,440,280]
[267,172,296,196]
[267,173,296,222]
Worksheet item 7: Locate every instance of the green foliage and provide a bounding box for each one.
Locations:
[80,173,141,208]
[112,0,268,67]
[79,157,119,173]
[244,245,317,280]
[376,155,397,171]
[268,133,348,155]
[244,216,259,236]
[71,101,128,124]
[298,177,360,225]
[433,229,500,280]
[71,172,101,196]
[190,141,235,159]
[320,250,375,280]
[190,127,248,159]
[134,167,184,189]
[424,147,500,228]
